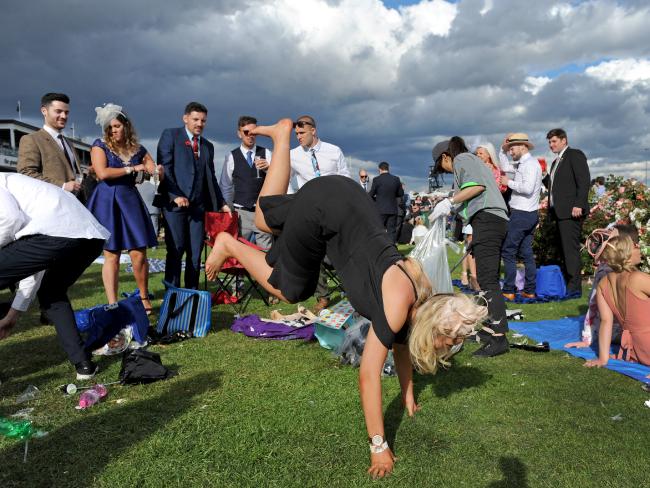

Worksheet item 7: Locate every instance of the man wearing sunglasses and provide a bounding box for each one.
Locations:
[358,169,372,192]
[290,115,351,312]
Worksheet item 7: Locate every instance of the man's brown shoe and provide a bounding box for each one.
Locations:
[502,293,515,301]
[313,297,330,314]
[520,292,536,299]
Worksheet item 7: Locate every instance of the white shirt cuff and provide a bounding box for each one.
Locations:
[11,271,45,312]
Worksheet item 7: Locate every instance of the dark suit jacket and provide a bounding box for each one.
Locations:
[542,147,590,219]
[369,172,403,215]
[156,127,224,211]
[17,129,80,187]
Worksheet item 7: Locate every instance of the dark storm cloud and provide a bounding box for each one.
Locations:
[1,0,649,190]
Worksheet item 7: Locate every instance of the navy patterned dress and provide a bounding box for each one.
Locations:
[86,139,157,251]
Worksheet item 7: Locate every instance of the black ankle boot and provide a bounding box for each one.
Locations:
[473,334,509,358]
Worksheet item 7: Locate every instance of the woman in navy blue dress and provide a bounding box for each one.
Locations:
[87,104,158,313]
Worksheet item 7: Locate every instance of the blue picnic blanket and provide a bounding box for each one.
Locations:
[511,316,650,384]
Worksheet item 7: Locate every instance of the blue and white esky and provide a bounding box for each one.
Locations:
[1,0,649,191]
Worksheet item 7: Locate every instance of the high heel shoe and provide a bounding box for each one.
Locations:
[140,296,153,316]
[460,271,469,286]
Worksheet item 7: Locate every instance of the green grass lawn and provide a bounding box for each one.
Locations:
[1,245,649,487]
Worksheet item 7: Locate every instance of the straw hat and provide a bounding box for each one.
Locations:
[504,133,534,149]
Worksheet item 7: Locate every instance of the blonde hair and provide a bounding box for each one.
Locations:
[600,235,637,273]
[476,141,500,169]
[408,293,487,374]
[414,216,424,226]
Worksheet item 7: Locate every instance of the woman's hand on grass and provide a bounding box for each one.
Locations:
[403,395,421,417]
[368,448,396,479]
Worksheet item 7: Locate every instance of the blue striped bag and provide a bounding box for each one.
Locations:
[156,282,212,338]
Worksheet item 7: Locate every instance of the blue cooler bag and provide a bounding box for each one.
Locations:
[157,282,211,337]
[535,265,567,298]
[75,292,149,350]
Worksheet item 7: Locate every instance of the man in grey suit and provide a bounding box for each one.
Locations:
[358,168,372,192]
[17,93,82,193]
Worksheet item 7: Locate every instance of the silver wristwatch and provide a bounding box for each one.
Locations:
[368,434,389,454]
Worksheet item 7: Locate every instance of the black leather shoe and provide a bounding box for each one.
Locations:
[473,335,509,358]
[75,360,99,380]
[476,329,492,344]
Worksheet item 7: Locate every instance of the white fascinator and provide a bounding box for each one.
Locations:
[94,103,126,129]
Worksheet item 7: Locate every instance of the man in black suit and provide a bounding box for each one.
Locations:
[369,161,404,242]
[157,102,230,289]
[543,128,590,296]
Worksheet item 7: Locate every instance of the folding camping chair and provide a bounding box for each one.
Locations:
[204,211,270,315]
[322,257,345,296]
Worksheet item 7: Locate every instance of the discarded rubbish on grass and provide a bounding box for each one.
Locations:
[610,413,623,421]
[0,416,47,463]
[15,385,40,404]
[510,341,550,353]
[76,384,108,410]
[10,408,34,420]
[59,381,121,396]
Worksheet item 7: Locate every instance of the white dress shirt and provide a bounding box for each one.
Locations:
[506,152,542,212]
[548,146,568,207]
[0,173,110,311]
[498,149,517,175]
[289,139,350,191]
[219,144,273,205]
[43,124,79,177]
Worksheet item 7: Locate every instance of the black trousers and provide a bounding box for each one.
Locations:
[471,212,509,334]
[381,214,398,243]
[551,209,584,294]
[0,235,104,365]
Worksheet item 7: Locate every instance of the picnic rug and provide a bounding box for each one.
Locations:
[511,315,650,384]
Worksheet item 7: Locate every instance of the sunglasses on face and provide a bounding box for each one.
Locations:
[241,129,255,137]
[293,120,313,129]
[360,175,368,179]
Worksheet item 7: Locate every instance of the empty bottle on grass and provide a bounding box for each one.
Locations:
[78,384,108,409]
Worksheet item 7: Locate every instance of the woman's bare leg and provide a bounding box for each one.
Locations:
[252,119,294,233]
[102,250,120,304]
[205,233,289,302]
[129,248,152,312]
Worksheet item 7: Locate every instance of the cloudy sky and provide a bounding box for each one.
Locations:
[1,0,649,191]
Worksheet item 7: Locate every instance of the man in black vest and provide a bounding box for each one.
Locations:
[543,128,590,297]
[369,161,404,242]
[219,116,272,249]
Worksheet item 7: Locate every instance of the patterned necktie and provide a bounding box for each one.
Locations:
[58,134,77,173]
[192,135,199,160]
[310,149,321,177]
[246,150,253,168]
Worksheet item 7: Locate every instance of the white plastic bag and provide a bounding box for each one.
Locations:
[409,216,453,293]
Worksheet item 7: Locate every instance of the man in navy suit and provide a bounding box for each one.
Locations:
[157,102,230,289]
[542,128,590,297]
[369,161,404,242]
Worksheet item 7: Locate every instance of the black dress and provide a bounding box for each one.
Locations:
[260,176,408,349]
